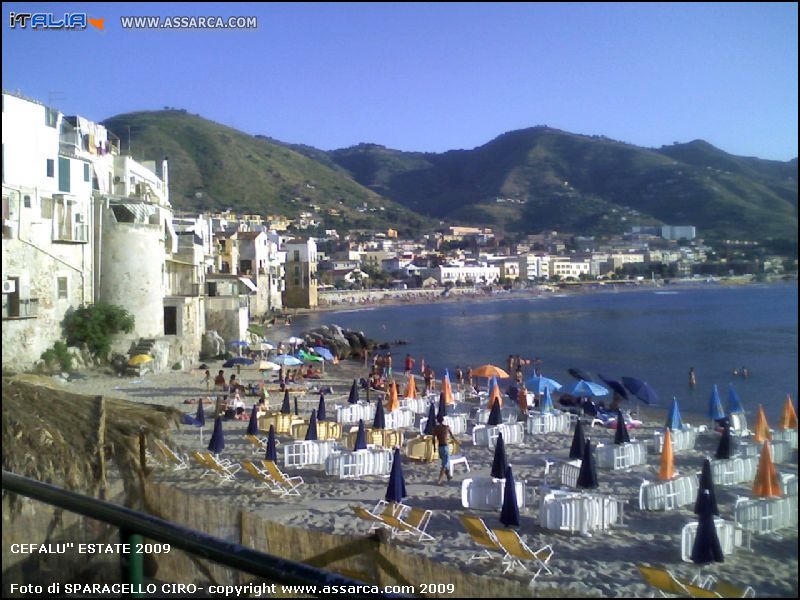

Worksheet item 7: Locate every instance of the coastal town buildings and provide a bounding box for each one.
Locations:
[283,238,319,308]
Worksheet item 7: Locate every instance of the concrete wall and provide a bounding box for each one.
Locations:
[318,287,481,307]
[205,297,248,344]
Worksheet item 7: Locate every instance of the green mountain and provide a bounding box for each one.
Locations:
[101,110,426,235]
[321,128,797,243]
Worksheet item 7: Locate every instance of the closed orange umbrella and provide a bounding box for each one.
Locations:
[404,374,417,399]
[488,379,503,409]
[443,371,454,405]
[659,428,675,480]
[752,441,781,498]
[753,404,772,443]
[388,380,399,412]
[778,394,798,431]
[472,364,510,379]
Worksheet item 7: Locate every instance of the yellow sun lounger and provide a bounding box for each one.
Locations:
[491,528,553,585]
[261,460,304,497]
[459,514,504,562]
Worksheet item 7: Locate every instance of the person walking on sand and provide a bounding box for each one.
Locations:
[688,367,697,389]
[455,365,464,392]
[203,369,211,391]
[385,352,393,378]
[433,415,456,484]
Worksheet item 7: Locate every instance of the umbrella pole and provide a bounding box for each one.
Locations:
[199,426,203,446]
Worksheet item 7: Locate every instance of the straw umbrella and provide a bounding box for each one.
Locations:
[385,448,407,503]
[753,405,772,443]
[569,419,586,460]
[778,395,797,431]
[305,409,318,441]
[752,442,782,498]
[576,439,598,489]
[499,466,520,528]
[491,432,508,479]
[265,425,278,462]
[658,428,675,480]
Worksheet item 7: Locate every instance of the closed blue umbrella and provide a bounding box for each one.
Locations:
[353,419,368,451]
[715,425,732,460]
[614,410,631,445]
[348,380,359,405]
[305,409,318,441]
[576,439,598,489]
[499,466,520,528]
[727,384,744,415]
[563,380,609,398]
[621,377,659,405]
[666,397,684,431]
[437,391,447,421]
[491,432,508,479]
[569,419,586,460]
[208,416,225,454]
[695,458,720,517]
[246,404,259,436]
[317,393,327,421]
[265,425,277,462]
[540,387,554,413]
[708,385,725,422]
[195,398,206,427]
[525,374,562,394]
[385,447,407,503]
[423,403,436,435]
[487,401,502,426]
[281,390,291,414]
[691,489,724,565]
[373,397,386,430]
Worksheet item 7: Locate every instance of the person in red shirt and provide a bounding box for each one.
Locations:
[404,353,415,374]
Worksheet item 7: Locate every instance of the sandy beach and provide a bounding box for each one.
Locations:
[55,356,798,598]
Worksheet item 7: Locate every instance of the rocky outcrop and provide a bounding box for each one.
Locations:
[300,324,377,359]
[201,331,225,358]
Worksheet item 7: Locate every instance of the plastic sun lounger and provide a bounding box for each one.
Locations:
[290,420,343,441]
[772,428,798,450]
[334,403,376,425]
[460,477,533,510]
[324,448,394,478]
[538,491,625,534]
[702,576,756,598]
[241,460,282,494]
[154,439,190,471]
[194,452,240,484]
[681,519,748,562]
[491,528,554,585]
[384,408,415,430]
[595,441,649,470]
[261,459,304,496]
[526,411,572,435]
[459,514,504,562]
[283,440,337,467]
[708,457,758,487]
[734,496,794,534]
[651,428,699,454]
[476,406,519,425]
[472,423,525,447]
[419,414,468,436]
[639,474,699,511]
[637,565,691,597]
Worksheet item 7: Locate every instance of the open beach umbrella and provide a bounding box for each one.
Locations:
[491,432,509,479]
[260,341,275,352]
[614,410,631,445]
[472,364,510,379]
[385,448,407,503]
[388,381,400,412]
[598,374,628,400]
[373,397,386,430]
[708,384,726,422]
[294,396,299,416]
[665,397,684,431]
[779,394,798,430]
[404,374,417,399]
[568,368,593,382]
[659,428,675,480]
[265,425,278,462]
[499,466,520,528]
[223,357,255,368]
[540,387,555,413]
[715,425,732,460]
[563,380,609,398]
[353,419,368,451]
[348,380,359,405]
[259,361,280,372]
[691,489,724,566]
[752,442,781,498]
[437,392,447,421]
[424,403,436,435]
[272,354,303,367]
[280,390,291,414]
[305,409,318,441]
[569,419,586,460]
[487,401,502,426]
[317,393,327,421]
[753,405,772,443]
[246,404,259,436]
[727,383,745,415]
[488,376,504,408]
[313,347,335,361]
[526,374,562,394]
[576,439,598,489]
[622,377,659,406]
[208,416,225,454]
[127,354,153,366]
[695,459,720,516]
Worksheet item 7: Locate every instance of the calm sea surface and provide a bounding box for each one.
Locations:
[296,283,798,423]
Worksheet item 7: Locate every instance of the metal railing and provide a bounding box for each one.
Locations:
[2,471,406,598]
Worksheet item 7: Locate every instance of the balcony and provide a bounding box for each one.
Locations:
[53,223,89,244]
[2,298,39,320]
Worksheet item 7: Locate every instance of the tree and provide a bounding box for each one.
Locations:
[63,303,135,359]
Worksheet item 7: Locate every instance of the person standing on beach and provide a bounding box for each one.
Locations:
[203,369,211,391]
[455,366,464,392]
[404,353,414,375]
[689,367,697,389]
[214,370,226,392]
[466,366,473,389]
[433,415,456,484]
[385,352,393,378]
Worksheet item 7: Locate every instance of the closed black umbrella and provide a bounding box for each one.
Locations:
[614,410,631,445]
[576,439,598,489]
[373,397,386,430]
[695,459,720,517]
[348,380,359,404]
[690,489,724,565]
[487,401,502,426]
[569,419,586,460]
[208,416,225,454]
[195,397,206,427]
[317,393,327,422]
[597,374,628,399]
[491,432,508,479]
[246,404,259,436]
[437,391,447,421]
[353,419,368,451]
[423,403,436,435]
[305,409,318,441]
[499,466,520,528]
[715,426,732,460]
[568,368,593,382]
[385,448,407,503]
[281,390,291,414]
[265,425,277,462]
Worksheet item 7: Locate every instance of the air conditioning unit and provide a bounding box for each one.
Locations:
[75,213,85,223]
[2,280,16,294]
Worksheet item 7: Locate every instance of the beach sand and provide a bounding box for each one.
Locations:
[56,358,798,598]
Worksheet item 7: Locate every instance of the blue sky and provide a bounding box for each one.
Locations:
[3,2,797,160]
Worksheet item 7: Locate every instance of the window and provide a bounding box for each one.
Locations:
[294,266,300,276]
[293,278,300,286]
[57,277,68,300]
[46,159,55,178]
[58,157,71,192]
[45,107,58,128]
[293,250,300,261]
[164,306,177,335]
[83,163,90,182]
[23,195,31,208]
